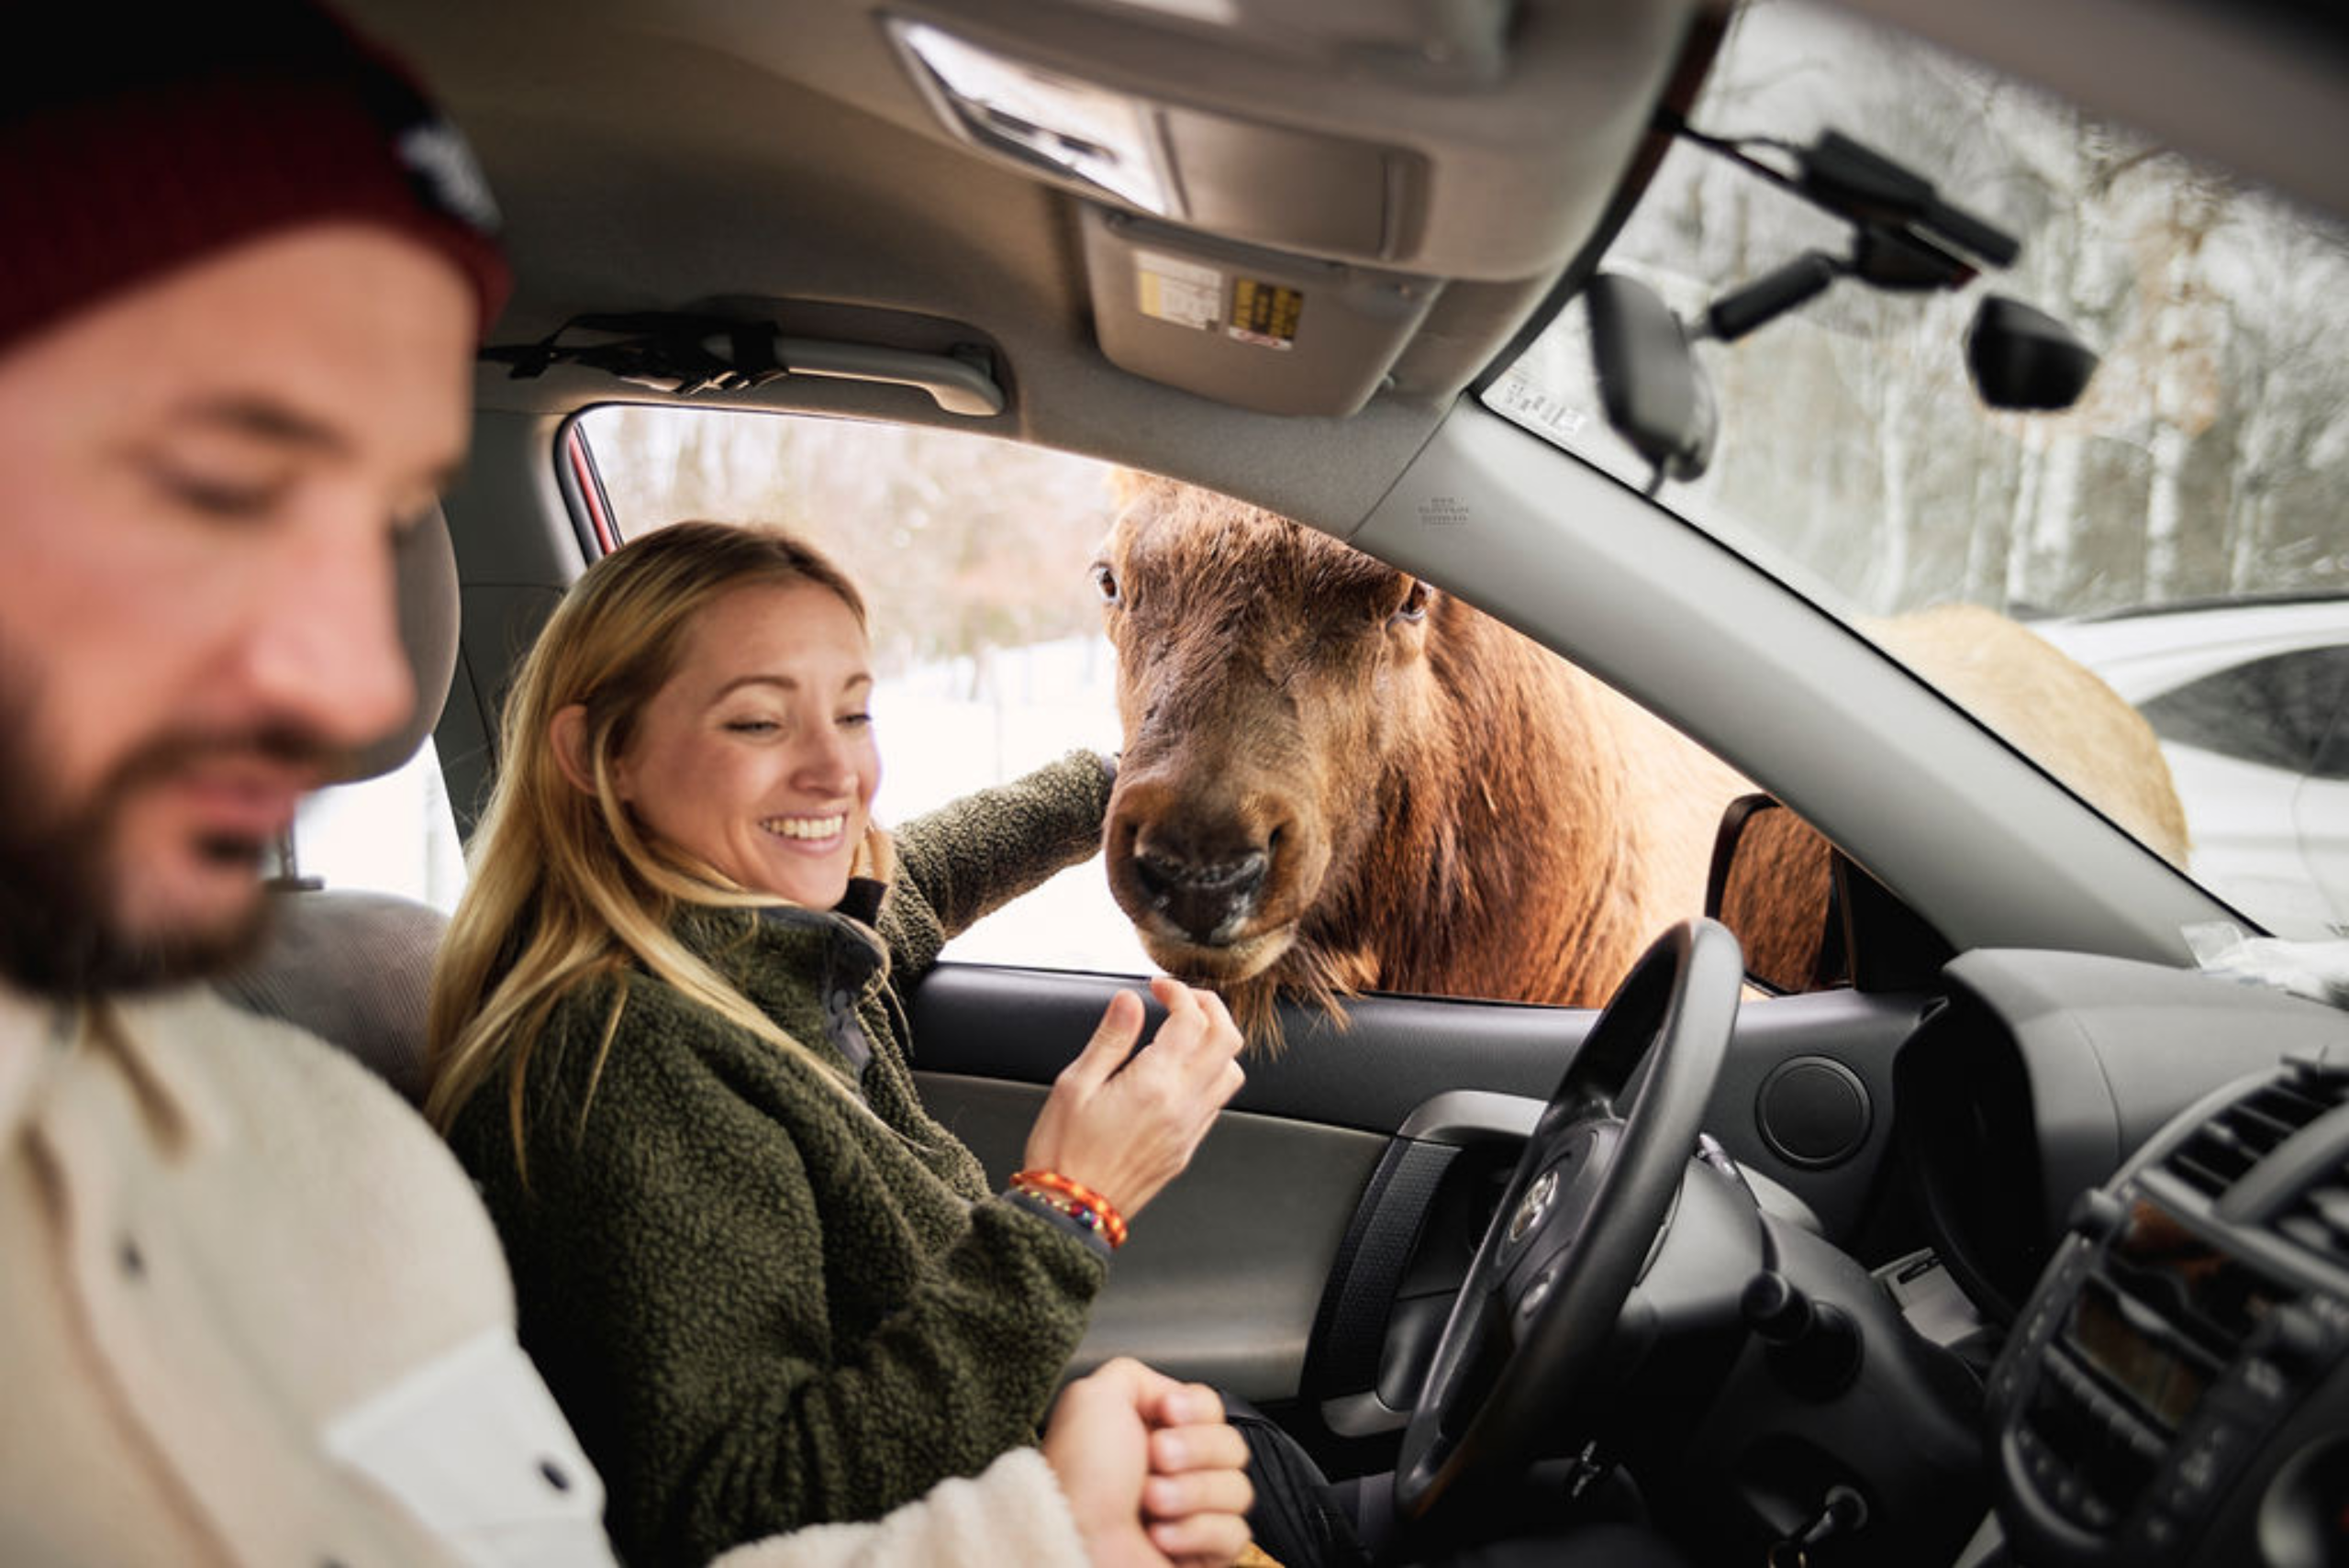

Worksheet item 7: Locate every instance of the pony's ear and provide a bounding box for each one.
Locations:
[549,704,605,798]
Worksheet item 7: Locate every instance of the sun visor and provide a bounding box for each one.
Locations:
[1080,206,1441,417]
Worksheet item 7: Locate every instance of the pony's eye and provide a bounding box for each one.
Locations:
[1389,580,1430,626]
[1091,563,1122,606]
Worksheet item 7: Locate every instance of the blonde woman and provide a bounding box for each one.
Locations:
[428,522,1249,1568]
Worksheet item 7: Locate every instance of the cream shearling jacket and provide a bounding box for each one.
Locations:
[0,981,1091,1568]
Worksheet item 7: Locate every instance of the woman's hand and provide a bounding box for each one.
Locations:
[1041,1358,1253,1568]
[1022,976,1246,1219]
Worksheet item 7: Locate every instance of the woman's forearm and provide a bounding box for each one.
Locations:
[885,750,1114,959]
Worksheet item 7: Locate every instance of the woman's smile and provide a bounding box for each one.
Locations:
[760,812,849,843]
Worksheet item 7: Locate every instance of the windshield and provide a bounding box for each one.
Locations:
[1487,0,2349,940]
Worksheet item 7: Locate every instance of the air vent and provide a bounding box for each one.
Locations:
[2164,1064,2349,1200]
[2277,1173,2349,1268]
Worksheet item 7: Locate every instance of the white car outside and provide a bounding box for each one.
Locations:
[2032,596,2349,939]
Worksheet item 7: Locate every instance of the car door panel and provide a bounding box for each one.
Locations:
[908,963,1932,1411]
[912,1072,1388,1401]
[907,963,1594,1129]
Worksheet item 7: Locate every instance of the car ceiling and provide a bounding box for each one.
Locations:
[342,0,2347,531]
[339,0,1706,522]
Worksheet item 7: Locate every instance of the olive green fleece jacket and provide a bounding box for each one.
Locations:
[446,751,1119,1568]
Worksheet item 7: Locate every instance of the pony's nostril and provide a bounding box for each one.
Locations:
[1197,850,1267,895]
[1133,850,1179,903]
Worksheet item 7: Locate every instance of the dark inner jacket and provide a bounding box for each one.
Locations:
[446,751,1117,1568]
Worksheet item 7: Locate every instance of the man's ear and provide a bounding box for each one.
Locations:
[549,704,617,799]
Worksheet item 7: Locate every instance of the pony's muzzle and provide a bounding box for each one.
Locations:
[1130,840,1270,944]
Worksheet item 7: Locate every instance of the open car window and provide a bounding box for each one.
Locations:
[573,405,1781,998]
[1485,0,2349,940]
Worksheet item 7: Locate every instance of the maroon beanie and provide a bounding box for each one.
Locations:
[0,1,510,355]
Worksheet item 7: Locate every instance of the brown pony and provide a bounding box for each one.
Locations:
[1093,473,1744,1034]
[1093,474,2189,1035]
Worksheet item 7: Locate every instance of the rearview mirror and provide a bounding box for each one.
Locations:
[1586,272,1717,484]
[1706,794,1841,995]
[1965,295,2099,411]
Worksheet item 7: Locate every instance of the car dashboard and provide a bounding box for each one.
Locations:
[1887,950,2349,1566]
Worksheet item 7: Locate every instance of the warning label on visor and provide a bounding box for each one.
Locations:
[1227,278,1301,350]
[1133,250,1301,350]
[1135,251,1223,331]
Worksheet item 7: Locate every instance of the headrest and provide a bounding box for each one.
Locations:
[347,504,461,784]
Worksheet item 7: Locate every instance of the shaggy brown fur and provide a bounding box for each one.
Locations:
[1094,473,1742,1036]
[1093,477,2193,1039]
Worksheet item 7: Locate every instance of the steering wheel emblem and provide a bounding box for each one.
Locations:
[1508,1167,1560,1244]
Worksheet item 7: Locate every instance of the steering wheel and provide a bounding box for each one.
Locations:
[1393,917,1743,1526]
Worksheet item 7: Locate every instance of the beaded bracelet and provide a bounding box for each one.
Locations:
[1011,1171,1128,1249]
[1016,1186,1119,1247]
[1011,1169,1129,1250]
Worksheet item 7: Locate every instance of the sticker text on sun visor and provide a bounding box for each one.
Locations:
[1135,251,1225,331]
[1227,278,1301,350]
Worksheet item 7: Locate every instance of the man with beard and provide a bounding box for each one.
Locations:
[0,7,1250,1566]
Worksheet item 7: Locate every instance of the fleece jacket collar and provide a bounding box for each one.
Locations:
[673,884,894,1082]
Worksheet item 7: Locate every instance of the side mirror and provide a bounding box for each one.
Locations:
[1705,794,1842,995]
[1586,272,1717,484]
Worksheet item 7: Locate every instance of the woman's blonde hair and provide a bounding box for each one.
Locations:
[423,521,891,1158]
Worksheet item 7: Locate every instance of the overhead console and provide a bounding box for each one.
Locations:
[891,12,1431,263]
[883,0,1712,413]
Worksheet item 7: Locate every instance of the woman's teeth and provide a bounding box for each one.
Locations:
[762,814,845,840]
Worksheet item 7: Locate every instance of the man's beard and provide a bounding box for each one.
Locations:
[0,665,343,999]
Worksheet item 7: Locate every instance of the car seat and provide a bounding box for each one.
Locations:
[216,506,463,1105]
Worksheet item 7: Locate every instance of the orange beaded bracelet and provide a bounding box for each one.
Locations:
[1011,1169,1129,1250]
